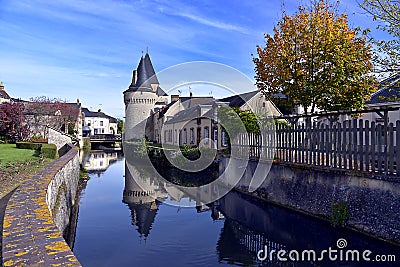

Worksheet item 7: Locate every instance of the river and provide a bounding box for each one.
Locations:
[68,151,399,267]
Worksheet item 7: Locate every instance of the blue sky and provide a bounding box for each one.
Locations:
[0,0,389,118]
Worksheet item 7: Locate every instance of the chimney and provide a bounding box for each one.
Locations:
[190,91,193,97]
[171,94,179,102]
[131,70,137,85]
[98,109,102,112]
[0,82,4,90]
[77,98,80,104]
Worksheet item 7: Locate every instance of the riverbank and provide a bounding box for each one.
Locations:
[1,144,82,267]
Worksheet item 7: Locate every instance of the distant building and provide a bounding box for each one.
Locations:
[23,99,83,143]
[0,82,11,103]
[317,74,400,126]
[219,90,282,117]
[152,94,214,143]
[123,52,168,140]
[82,107,118,136]
[161,90,282,149]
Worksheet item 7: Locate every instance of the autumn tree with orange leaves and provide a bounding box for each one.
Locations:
[253,0,377,114]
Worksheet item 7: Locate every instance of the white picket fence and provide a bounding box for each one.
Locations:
[232,120,400,177]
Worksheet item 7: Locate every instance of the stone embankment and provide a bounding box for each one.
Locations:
[220,156,400,244]
[2,144,82,267]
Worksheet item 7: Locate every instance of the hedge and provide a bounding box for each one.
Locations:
[41,144,58,159]
[16,142,43,151]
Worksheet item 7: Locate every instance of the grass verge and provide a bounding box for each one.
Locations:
[0,143,40,163]
[0,144,51,199]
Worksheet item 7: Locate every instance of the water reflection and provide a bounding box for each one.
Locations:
[123,162,168,239]
[82,151,119,174]
[71,157,399,267]
[215,190,399,267]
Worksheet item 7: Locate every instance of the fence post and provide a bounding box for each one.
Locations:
[377,123,383,174]
[301,123,305,164]
[343,121,348,170]
[365,120,370,172]
[371,121,376,173]
[396,121,400,176]
[313,121,317,165]
[353,119,358,171]
[388,123,394,175]
[333,124,337,168]
[359,120,364,172]
[338,122,342,169]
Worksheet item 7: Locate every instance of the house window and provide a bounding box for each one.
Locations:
[183,129,187,144]
[100,121,103,126]
[222,131,228,147]
[164,130,167,143]
[190,128,194,144]
[87,120,91,126]
[213,128,218,148]
[102,129,105,134]
[204,127,209,145]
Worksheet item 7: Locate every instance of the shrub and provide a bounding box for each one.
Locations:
[30,135,48,143]
[16,142,42,151]
[332,201,349,227]
[41,144,58,159]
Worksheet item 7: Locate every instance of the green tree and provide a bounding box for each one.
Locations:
[360,0,399,81]
[117,118,124,134]
[254,0,377,114]
[218,106,260,136]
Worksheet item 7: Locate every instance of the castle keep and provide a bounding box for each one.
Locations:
[123,52,167,140]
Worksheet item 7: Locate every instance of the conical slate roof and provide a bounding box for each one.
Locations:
[143,53,159,85]
[125,52,167,96]
[126,56,153,93]
[127,201,159,237]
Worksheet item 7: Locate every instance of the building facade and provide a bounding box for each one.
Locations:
[0,82,11,104]
[82,107,118,136]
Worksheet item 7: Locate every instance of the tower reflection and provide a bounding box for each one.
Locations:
[123,161,168,239]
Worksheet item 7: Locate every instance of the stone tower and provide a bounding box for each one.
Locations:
[123,52,167,140]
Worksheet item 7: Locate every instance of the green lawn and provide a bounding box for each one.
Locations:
[0,144,49,199]
[0,144,39,164]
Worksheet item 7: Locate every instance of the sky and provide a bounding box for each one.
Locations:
[0,0,390,118]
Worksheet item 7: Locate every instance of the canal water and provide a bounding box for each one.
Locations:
[70,151,399,267]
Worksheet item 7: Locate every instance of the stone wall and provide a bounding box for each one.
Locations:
[220,156,400,244]
[48,127,73,150]
[2,144,82,267]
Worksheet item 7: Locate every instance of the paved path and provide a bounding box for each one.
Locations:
[0,189,16,266]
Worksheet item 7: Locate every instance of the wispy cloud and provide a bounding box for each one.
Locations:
[169,12,250,34]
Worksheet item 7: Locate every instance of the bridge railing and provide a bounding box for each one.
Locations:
[90,134,122,141]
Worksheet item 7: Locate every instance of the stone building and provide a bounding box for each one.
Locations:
[161,90,282,149]
[123,52,168,140]
[0,82,11,103]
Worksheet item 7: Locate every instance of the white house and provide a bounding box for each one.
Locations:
[0,82,11,104]
[82,108,118,136]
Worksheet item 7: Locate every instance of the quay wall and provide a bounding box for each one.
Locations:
[220,156,400,244]
[2,144,82,267]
